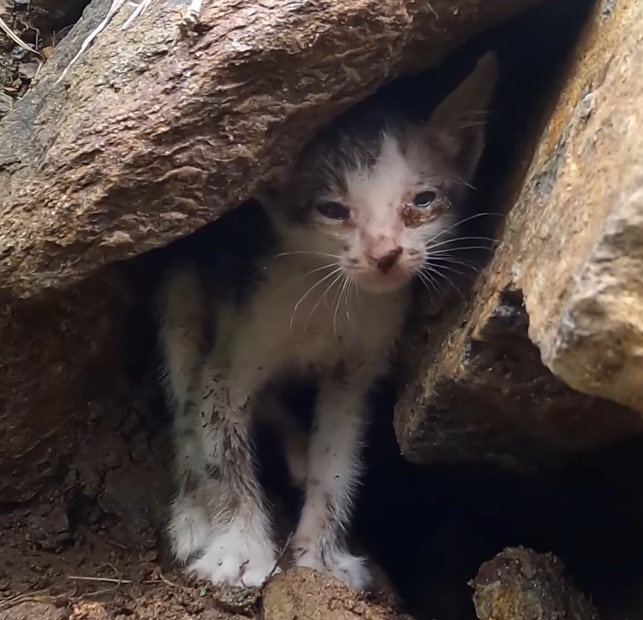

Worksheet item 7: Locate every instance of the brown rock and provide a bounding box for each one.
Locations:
[262,568,410,620]
[395,0,643,466]
[0,264,152,502]
[0,602,65,620]
[69,602,111,620]
[0,0,539,300]
[471,547,599,620]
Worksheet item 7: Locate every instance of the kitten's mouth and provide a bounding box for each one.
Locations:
[354,269,412,293]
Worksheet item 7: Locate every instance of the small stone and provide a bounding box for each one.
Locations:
[263,569,406,620]
[0,93,13,119]
[472,547,599,620]
[18,62,39,81]
[0,602,65,620]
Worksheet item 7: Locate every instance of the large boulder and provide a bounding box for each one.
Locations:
[395,0,643,466]
[0,0,538,300]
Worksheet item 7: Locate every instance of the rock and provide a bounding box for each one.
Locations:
[17,61,38,81]
[99,463,171,549]
[0,92,12,119]
[69,602,111,620]
[471,547,599,620]
[0,0,539,300]
[394,0,643,466]
[262,568,411,620]
[526,0,643,414]
[0,602,65,620]
[0,264,152,502]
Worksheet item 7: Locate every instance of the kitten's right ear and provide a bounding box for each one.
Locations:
[430,52,499,179]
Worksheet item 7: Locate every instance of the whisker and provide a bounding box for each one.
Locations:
[425,235,498,251]
[305,271,344,329]
[425,267,465,298]
[425,256,480,272]
[452,177,477,190]
[333,276,350,335]
[424,262,472,279]
[290,267,343,329]
[344,280,354,321]
[418,267,442,292]
[423,212,504,247]
[277,262,339,291]
[273,251,342,260]
[425,244,495,254]
[417,270,443,297]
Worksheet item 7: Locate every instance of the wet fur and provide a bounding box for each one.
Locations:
[157,53,498,589]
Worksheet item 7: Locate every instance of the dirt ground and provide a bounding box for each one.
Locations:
[0,387,409,620]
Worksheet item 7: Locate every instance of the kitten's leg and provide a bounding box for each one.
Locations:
[169,401,214,563]
[157,266,205,412]
[158,267,213,561]
[186,358,277,587]
[292,371,374,590]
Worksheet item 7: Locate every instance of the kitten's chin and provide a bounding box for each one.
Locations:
[355,271,412,294]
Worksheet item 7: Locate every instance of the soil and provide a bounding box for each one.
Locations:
[0,386,408,620]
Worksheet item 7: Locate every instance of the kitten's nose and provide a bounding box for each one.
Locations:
[375,247,403,273]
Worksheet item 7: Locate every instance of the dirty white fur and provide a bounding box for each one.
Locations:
[157,53,498,590]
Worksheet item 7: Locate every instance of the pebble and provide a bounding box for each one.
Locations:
[18,61,39,81]
[0,92,13,119]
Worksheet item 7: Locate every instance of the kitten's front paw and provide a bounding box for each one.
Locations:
[169,500,211,563]
[294,545,371,591]
[189,521,277,587]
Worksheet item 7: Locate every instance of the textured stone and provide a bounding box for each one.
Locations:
[0,602,66,620]
[472,547,599,620]
[0,264,152,502]
[395,0,643,466]
[262,568,410,620]
[0,0,538,300]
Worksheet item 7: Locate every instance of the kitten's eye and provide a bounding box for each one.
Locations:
[317,201,350,220]
[413,191,437,208]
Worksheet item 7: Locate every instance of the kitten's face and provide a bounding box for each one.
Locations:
[289,132,463,293]
[273,54,498,295]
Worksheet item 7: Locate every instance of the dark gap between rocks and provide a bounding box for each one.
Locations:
[4,1,643,620]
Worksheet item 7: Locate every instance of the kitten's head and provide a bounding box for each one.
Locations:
[271,53,498,294]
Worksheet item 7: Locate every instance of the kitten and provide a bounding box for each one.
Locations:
[157,52,498,590]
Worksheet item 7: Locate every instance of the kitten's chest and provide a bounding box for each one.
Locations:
[236,262,407,367]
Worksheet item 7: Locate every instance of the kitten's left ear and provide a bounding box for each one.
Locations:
[430,52,499,179]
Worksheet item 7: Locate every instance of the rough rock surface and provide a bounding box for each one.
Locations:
[0,264,153,502]
[471,547,599,620]
[0,602,66,620]
[263,569,411,620]
[395,0,643,465]
[0,0,538,299]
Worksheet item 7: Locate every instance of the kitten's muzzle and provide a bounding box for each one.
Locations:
[374,247,403,273]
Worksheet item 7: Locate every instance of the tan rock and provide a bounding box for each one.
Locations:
[471,547,598,620]
[262,568,410,620]
[395,0,643,465]
[0,602,66,620]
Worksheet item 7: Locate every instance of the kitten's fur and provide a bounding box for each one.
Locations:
[157,53,498,590]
